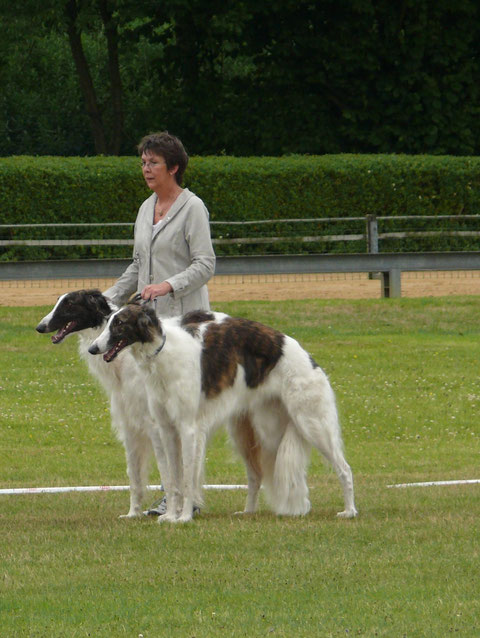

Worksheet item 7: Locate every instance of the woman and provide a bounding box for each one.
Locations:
[104,131,215,315]
[104,131,215,517]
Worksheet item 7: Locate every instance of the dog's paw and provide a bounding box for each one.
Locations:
[157,513,179,524]
[175,513,194,523]
[336,508,358,519]
[119,511,143,519]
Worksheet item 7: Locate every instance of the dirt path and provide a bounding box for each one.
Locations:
[2,271,480,306]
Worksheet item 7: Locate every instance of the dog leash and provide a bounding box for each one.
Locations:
[149,297,166,357]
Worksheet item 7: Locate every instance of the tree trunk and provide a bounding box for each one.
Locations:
[98,0,124,155]
[64,0,108,154]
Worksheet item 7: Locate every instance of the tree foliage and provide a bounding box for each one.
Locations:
[0,0,479,156]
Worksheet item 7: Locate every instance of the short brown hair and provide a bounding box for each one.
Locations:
[137,131,189,185]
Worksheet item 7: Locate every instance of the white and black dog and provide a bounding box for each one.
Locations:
[35,289,169,518]
[35,289,261,519]
[88,298,358,523]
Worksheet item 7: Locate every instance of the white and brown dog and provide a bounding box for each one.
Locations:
[88,298,358,523]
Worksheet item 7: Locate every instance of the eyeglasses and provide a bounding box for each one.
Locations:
[140,160,166,170]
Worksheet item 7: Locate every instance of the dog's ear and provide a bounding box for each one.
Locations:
[144,306,160,327]
[137,306,161,342]
[128,292,157,310]
[127,292,143,306]
[87,290,112,317]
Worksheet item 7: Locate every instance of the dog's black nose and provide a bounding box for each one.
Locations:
[36,324,46,333]
[88,344,99,355]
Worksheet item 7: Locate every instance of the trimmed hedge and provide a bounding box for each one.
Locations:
[1,154,480,260]
[192,154,480,222]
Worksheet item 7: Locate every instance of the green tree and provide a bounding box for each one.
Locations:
[0,0,151,155]
[0,0,479,157]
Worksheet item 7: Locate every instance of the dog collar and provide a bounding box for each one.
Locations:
[151,333,166,357]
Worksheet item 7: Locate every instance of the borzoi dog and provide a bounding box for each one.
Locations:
[35,289,169,518]
[88,299,358,523]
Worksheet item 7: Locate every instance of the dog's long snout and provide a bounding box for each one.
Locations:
[36,322,47,334]
[88,343,100,355]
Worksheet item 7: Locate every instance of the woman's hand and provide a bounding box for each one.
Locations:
[141,282,173,301]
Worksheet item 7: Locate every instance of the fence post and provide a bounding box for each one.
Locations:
[366,214,380,280]
[381,269,402,298]
[366,215,379,254]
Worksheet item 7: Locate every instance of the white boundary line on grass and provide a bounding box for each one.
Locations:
[0,484,248,496]
[387,479,480,489]
[5,479,479,494]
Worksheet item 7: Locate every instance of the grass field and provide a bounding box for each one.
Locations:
[1,297,479,637]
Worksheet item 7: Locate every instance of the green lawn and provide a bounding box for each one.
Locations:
[0,297,479,637]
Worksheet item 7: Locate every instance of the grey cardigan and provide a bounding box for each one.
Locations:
[104,188,215,316]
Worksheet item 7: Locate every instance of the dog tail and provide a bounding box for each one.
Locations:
[262,424,311,516]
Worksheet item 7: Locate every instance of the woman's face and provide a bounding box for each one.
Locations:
[141,151,174,191]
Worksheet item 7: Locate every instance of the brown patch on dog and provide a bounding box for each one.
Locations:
[182,310,215,325]
[201,317,285,398]
[180,310,216,338]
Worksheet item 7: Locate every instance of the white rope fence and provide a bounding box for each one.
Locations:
[387,479,480,489]
[2,479,479,496]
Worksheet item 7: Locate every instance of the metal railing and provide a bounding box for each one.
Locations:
[2,215,480,298]
[2,252,480,298]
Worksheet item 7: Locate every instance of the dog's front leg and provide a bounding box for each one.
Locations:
[148,424,168,497]
[110,394,150,518]
[157,421,183,522]
[177,423,197,523]
[121,425,152,518]
[146,397,184,522]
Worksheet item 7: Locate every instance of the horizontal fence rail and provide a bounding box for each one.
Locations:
[3,231,480,247]
[2,252,480,298]
[2,215,480,248]
[1,218,365,247]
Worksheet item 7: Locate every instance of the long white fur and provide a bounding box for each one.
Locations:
[36,293,167,518]
[90,309,358,523]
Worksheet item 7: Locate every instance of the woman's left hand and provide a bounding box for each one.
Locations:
[141,282,173,301]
